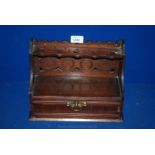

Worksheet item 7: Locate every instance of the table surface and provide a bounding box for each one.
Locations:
[0,81,155,129]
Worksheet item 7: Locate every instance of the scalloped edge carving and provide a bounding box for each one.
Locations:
[31,38,124,48]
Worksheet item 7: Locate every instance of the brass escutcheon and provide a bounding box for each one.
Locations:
[66,100,87,111]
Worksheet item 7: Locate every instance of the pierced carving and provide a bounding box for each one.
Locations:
[35,57,119,77]
[55,67,63,72]
[73,67,80,72]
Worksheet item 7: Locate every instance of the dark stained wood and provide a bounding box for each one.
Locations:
[34,58,120,77]
[33,76,120,97]
[29,39,125,122]
[31,103,120,114]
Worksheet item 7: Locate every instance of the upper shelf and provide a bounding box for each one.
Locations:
[30,39,125,59]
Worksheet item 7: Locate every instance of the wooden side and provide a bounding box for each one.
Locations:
[29,39,36,114]
[29,40,34,94]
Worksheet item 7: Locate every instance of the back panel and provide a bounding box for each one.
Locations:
[30,40,124,78]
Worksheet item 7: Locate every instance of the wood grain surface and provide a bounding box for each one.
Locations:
[29,39,125,122]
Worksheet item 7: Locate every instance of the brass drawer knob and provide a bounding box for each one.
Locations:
[67,101,87,111]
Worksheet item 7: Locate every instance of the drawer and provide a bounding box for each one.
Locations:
[31,100,121,115]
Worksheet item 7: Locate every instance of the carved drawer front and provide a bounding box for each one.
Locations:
[31,101,120,115]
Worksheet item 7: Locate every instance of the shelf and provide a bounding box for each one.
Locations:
[33,76,121,99]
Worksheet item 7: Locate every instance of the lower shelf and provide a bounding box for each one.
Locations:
[33,76,121,98]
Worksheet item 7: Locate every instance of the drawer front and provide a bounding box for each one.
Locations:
[31,101,121,115]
